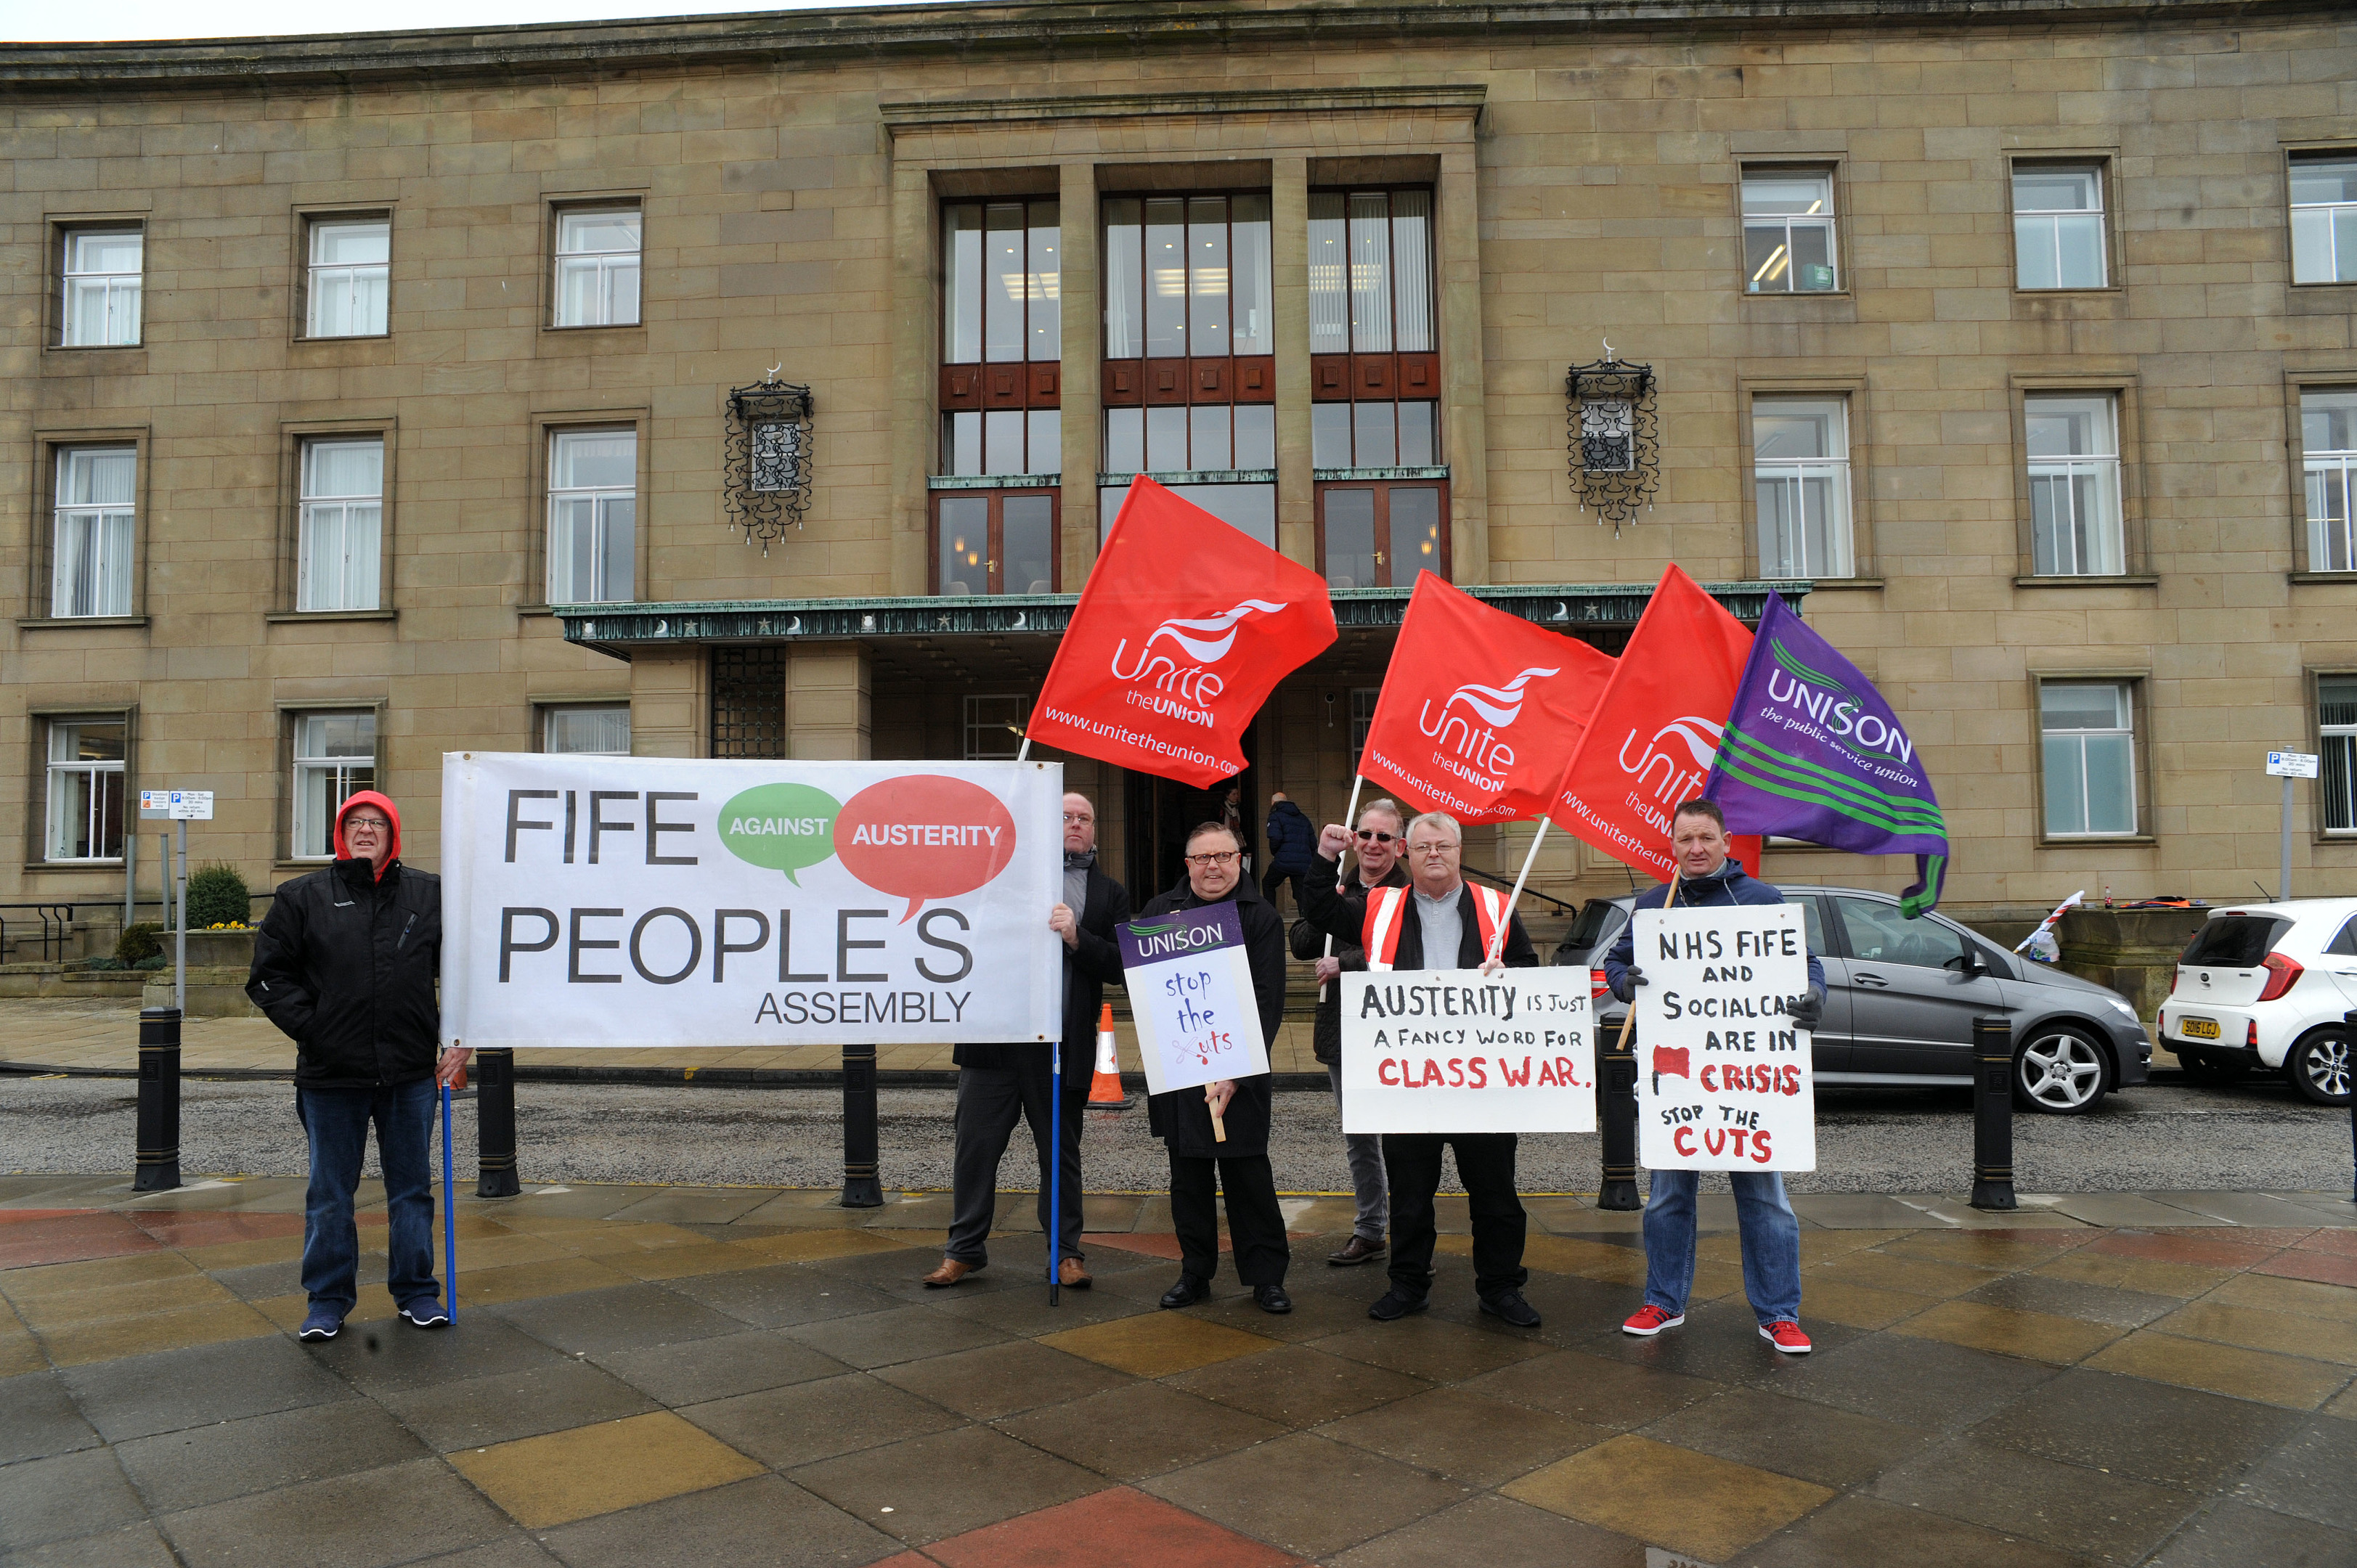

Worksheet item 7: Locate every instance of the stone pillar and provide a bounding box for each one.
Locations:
[1060,161,1101,587]
[1271,156,1315,571]
[790,643,872,759]
[630,649,707,758]
[1437,146,1489,585]
[890,163,937,597]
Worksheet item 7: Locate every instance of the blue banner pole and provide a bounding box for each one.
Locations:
[441,1082,457,1325]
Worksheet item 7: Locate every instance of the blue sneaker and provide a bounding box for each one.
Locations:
[399,1299,450,1329]
[298,1307,342,1341]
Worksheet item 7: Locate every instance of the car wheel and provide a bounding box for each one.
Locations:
[2286,1029,2353,1107]
[2014,1026,2110,1115]
[2176,1048,2249,1083]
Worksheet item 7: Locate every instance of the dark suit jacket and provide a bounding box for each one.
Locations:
[954,862,1131,1087]
[1290,860,1410,1064]
[1139,877,1287,1159]
[1298,854,1541,971]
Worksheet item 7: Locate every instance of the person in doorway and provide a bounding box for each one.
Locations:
[1287,796,1408,1267]
[246,791,468,1342]
[1261,790,1317,912]
[1301,809,1544,1326]
[1602,797,1826,1355]
[925,792,1130,1291]
[1141,822,1293,1315]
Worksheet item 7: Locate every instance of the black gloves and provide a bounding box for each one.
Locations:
[1785,990,1824,1030]
[1612,965,1647,1004]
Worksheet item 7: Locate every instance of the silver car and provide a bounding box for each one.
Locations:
[1560,884,2153,1114]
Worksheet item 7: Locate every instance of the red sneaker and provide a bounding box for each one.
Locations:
[1621,1304,1685,1336]
[1759,1320,1812,1354]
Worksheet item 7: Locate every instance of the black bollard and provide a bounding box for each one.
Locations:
[134,1007,182,1193]
[1597,1016,1641,1210]
[840,1042,884,1208]
[1970,1013,2017,1211]
[474,1048,521,1199]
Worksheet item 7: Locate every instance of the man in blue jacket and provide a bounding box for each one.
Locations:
[1260,791,1316,914]
[1603,798,1825,1355]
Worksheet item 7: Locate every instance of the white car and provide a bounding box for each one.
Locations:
[2158,899,2356,1105]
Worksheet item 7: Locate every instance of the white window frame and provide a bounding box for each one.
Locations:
[964,694,1030,760]
[1741,171,1840,295]
[296,437,384,612]
[290,711,378,861]
[2039,681,2138,838]
[60,226,143,347]
[1751,396,1854,579]
[1351,687,1380,761]
[2290,157,2357,287]
[44,717,126,863]
[552,207,642,328]
[542,705,632,755]
[51,446,137,619]
[306,217,390,338]
[2320,676,2357,835]
[2303,388,2357,572]
[2013,165,2109,290]
[2025,394,2125,576]
[546,429,638,605]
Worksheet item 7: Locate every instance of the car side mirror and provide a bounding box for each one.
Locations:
[1945,952,1988,979]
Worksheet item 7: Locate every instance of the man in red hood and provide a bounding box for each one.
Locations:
[248,791,468,1341]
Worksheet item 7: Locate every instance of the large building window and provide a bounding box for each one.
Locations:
[61,227,143,347]
[2014,166,2108,290]
[542,705,631,755]
[1315,483,1446,590]
[964,695,1030,760]
[2321,677,2357,834]
[1753,396,1853,579]
[2303,388,2357,571]
[291,711,376,859]
[553,207,641,328]
[306,218,390,338]
[547,430,635,604]
[939,199,1060,478]
[2040,682,2136,838]
[1743,171,1839,294]
[1102,192,1275,544]
[52,446,135,619]
[2026,394,2123,576]
[297,438,383,612]
[44,718,125,862]
[2291,157,2357,286]
[934,490,1057,596]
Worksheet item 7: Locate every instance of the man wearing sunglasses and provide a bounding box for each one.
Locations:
[1302,810,1543,1327]
[1287,799,1408,1267]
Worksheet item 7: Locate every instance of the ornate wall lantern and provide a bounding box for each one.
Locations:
[1564,345,1659,535]
[723,372,815,552]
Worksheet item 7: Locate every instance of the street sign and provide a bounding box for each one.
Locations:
[2266,751,2320,779]
[137,790,215,820]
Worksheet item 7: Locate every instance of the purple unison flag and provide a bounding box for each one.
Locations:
[1703,594,1949,915]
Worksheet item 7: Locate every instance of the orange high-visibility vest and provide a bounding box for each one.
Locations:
[1362,882,1510,971]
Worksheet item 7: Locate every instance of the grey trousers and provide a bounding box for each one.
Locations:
[944,1066,1085,1265]
[1327,1060,1388,1242]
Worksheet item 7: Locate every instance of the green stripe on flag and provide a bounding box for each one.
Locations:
[1770,640,1850,693]
[1721,728,1946,830]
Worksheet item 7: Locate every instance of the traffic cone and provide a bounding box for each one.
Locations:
[1086,1003,1130,1108]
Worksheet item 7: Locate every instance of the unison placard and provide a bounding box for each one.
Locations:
[440,753,1064,1048]
[1118,899,1271,1096]
[1339,968,1595,1135]
[1632,904,1815,1171]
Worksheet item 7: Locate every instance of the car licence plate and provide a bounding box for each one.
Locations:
[2179,1016,2220,1040]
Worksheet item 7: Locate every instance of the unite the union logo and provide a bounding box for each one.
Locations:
[1417,665,1560,779]
[1107,598,1290,727]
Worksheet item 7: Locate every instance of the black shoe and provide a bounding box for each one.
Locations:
[1367,1288,1430,1322]
[1327,1235,1386,1267]
[1253,1283,1293,1315]
[1159,1273,1210,1310]
[1479,1289,1542,1328]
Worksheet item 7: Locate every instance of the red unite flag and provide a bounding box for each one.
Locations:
[1547,565,1762,880]
[1357,572,1616,824]
[1026,478,1337,788]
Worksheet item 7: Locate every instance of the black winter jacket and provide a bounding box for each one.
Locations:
[1289,860,1410,1064]
[1298,854,1542,972]
[1139,877,1287,1159]
[1264,800,1317,873]
[953,863,1131,1086]
[247,857,442,1089]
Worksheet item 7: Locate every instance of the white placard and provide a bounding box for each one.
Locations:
[1634,905,1815,1171]
[2266,751,2320,779]
[440,753,1064,1049]
[1118,899,1271,1096]
[1340,968,1595,1135]
[139,789,213,820]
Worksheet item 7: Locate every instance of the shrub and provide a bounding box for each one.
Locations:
[184,863,251,930]
[115,922,163,965]
[84,957,126,971]
[134,955,168,971]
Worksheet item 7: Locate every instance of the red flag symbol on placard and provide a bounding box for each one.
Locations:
[1357,572,1616,823]
[1653,1045,1690,1081]
[1547,565,1759,880]
[1027,478,1336,788]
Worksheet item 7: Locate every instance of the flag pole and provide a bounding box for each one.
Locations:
[1485,817,1551,967]
[1319,774,1367,1003]
[1606,864,1680,1066]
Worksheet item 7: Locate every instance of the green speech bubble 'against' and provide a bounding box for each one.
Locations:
[717,783,842,883]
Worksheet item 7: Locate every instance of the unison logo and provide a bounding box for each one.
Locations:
[1128,915,1226,958]
[1107,598,1290,724]
[1763,639,1914,763]
[1417,664,1559,778]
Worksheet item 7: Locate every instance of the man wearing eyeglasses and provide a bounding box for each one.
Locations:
[1137,820,1293,1315]
[1303,809,1543,1327]
[926,793,1131,1291]
[247,791,466,1342]
[1288,798,1408,1267]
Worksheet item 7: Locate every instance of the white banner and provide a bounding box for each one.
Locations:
[1118,899,1271,1096]
[440,754,1064,1048]
[1340,968,1595,1135]
[1634,905,1815,1171]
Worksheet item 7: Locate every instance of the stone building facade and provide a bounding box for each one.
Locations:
[1,0,2354,936]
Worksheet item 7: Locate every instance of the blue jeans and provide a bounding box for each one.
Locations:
[1642,1168,1802,1326]
[296,1079,439,1318]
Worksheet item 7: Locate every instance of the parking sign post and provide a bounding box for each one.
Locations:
[2266,752,2319,901]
